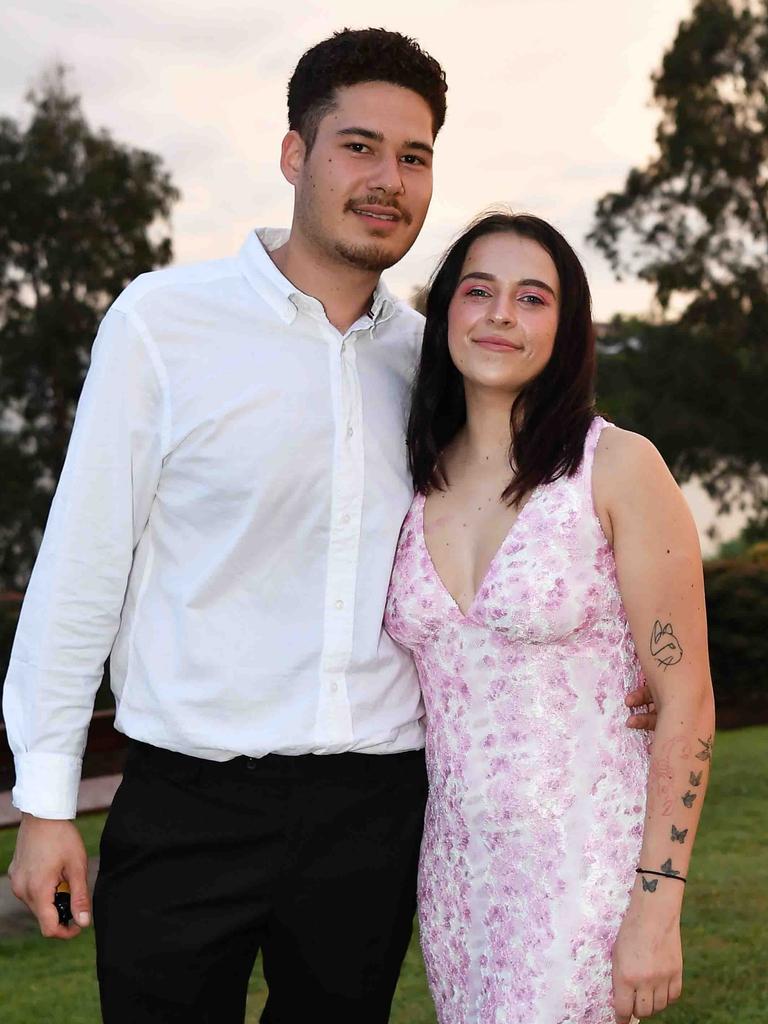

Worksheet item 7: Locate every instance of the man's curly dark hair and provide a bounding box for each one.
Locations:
[287,28,447,152]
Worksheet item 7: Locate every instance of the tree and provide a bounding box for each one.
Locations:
[0,66,180,588]
[589,0,768,528]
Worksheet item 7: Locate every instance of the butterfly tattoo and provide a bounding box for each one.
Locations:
[682,791,697,808]
[689,771,703,787]
[661,858,681,876]
[695,735,713,762]
[641,876,658,892]
[671,825,688,843]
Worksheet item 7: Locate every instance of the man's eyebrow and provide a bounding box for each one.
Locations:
[336,127,434,155]
[404,139,434,156]
[458,272,558,298]
[337,127,384,142]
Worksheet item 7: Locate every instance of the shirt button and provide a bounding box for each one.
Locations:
[330,682,339,693]
[346,426,354,438]
[341,513,351,524]
[335,599,344,610]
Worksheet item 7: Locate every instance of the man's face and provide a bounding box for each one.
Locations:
[287,81,435,273]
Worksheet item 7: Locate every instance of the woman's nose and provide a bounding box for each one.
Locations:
[488,305,516,326]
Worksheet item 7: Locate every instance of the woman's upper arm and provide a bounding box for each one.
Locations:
[593,428,711,706]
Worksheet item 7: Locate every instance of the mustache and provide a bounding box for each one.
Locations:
[344,195,413,225]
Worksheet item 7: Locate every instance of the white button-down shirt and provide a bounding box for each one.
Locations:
[3,228,426,819]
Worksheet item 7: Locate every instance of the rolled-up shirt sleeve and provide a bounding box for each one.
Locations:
[2,305,168,818]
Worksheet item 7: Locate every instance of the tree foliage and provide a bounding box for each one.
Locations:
[589,0,768,526]
[0,66,179,587]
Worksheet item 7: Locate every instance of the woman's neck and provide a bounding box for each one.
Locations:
[455,385,518,469]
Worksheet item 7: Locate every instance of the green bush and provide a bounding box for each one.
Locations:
[704,559,768,727]
[0,599,20,691]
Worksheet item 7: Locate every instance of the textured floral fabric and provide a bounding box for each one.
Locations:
[384,417,651,1024]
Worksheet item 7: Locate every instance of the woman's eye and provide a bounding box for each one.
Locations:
[467,288,491,298]
[520,294,545,305]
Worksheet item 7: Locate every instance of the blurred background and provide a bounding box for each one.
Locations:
[0,1,766,1021]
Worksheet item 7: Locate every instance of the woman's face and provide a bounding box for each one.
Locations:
[447,232,560,397]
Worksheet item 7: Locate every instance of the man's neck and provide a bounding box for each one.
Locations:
[269,228,382,334]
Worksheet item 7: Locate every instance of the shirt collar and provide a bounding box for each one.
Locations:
[239,228,398,328]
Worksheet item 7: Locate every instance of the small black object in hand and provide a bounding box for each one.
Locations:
[54,888,73,926]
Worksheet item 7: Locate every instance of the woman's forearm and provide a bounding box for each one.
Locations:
[632,688,716,912]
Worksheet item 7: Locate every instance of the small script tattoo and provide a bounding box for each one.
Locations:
[695,735,713,762]
[682,790,697,808]
[651,735,691,816]
[661,858,681,876]
[671,824,688,843]
[689,770,703,787]
[650,620,684,670]
[641,876,658,892]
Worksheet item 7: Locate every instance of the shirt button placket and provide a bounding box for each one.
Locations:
[315,330,362,747]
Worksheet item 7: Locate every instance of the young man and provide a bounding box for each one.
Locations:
[3,28,655,1024]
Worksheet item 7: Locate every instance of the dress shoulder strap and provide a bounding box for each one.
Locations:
[576,415,613,486]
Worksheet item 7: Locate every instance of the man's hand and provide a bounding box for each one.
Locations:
[625,685,657,731]
[8,815,91,939]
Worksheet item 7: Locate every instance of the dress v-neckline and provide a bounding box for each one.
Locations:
[418,487,542,619]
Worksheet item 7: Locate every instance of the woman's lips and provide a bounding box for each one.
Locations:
[472,335,524,352]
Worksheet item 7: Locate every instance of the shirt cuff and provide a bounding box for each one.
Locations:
[11,752,84,820]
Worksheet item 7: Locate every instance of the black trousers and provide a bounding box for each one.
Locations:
[93,740,427,1024]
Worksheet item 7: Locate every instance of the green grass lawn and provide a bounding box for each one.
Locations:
[1,726,766,1022]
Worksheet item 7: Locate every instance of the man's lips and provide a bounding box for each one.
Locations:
[350,205,403,223]
[472,335,524,352]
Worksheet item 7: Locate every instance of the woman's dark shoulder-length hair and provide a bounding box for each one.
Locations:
[407,211,597,505]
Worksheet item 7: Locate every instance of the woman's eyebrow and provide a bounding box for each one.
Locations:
[458,273,558,299]
[458,271,496,285]
[518,278,558,298]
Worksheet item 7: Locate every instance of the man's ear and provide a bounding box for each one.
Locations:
[280,130,306,185]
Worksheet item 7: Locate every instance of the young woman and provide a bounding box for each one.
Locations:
[384,213,715,1024]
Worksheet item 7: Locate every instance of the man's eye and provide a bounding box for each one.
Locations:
[401,154,424,165]
[346,143,370,153]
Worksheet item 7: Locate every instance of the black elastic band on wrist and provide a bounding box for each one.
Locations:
[636,868,687,883]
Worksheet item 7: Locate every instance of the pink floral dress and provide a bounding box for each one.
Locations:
[384,417,651,1024]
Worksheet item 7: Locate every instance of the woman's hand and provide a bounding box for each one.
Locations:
[611,899,683,1023]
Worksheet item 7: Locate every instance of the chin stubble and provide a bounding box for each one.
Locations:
[332,238,400,273]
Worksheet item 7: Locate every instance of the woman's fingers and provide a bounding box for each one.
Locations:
[633,987,655,1019]
[669,975,683,1003]
[653,983,670,1015]
[612,970,636,1023]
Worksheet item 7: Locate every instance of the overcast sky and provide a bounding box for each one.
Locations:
[3,0,695,320]
[2,0,742,549]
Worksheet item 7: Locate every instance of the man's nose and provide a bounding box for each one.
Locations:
[367,154,405,196]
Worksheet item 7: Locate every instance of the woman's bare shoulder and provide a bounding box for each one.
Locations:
[592,424,681,527]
